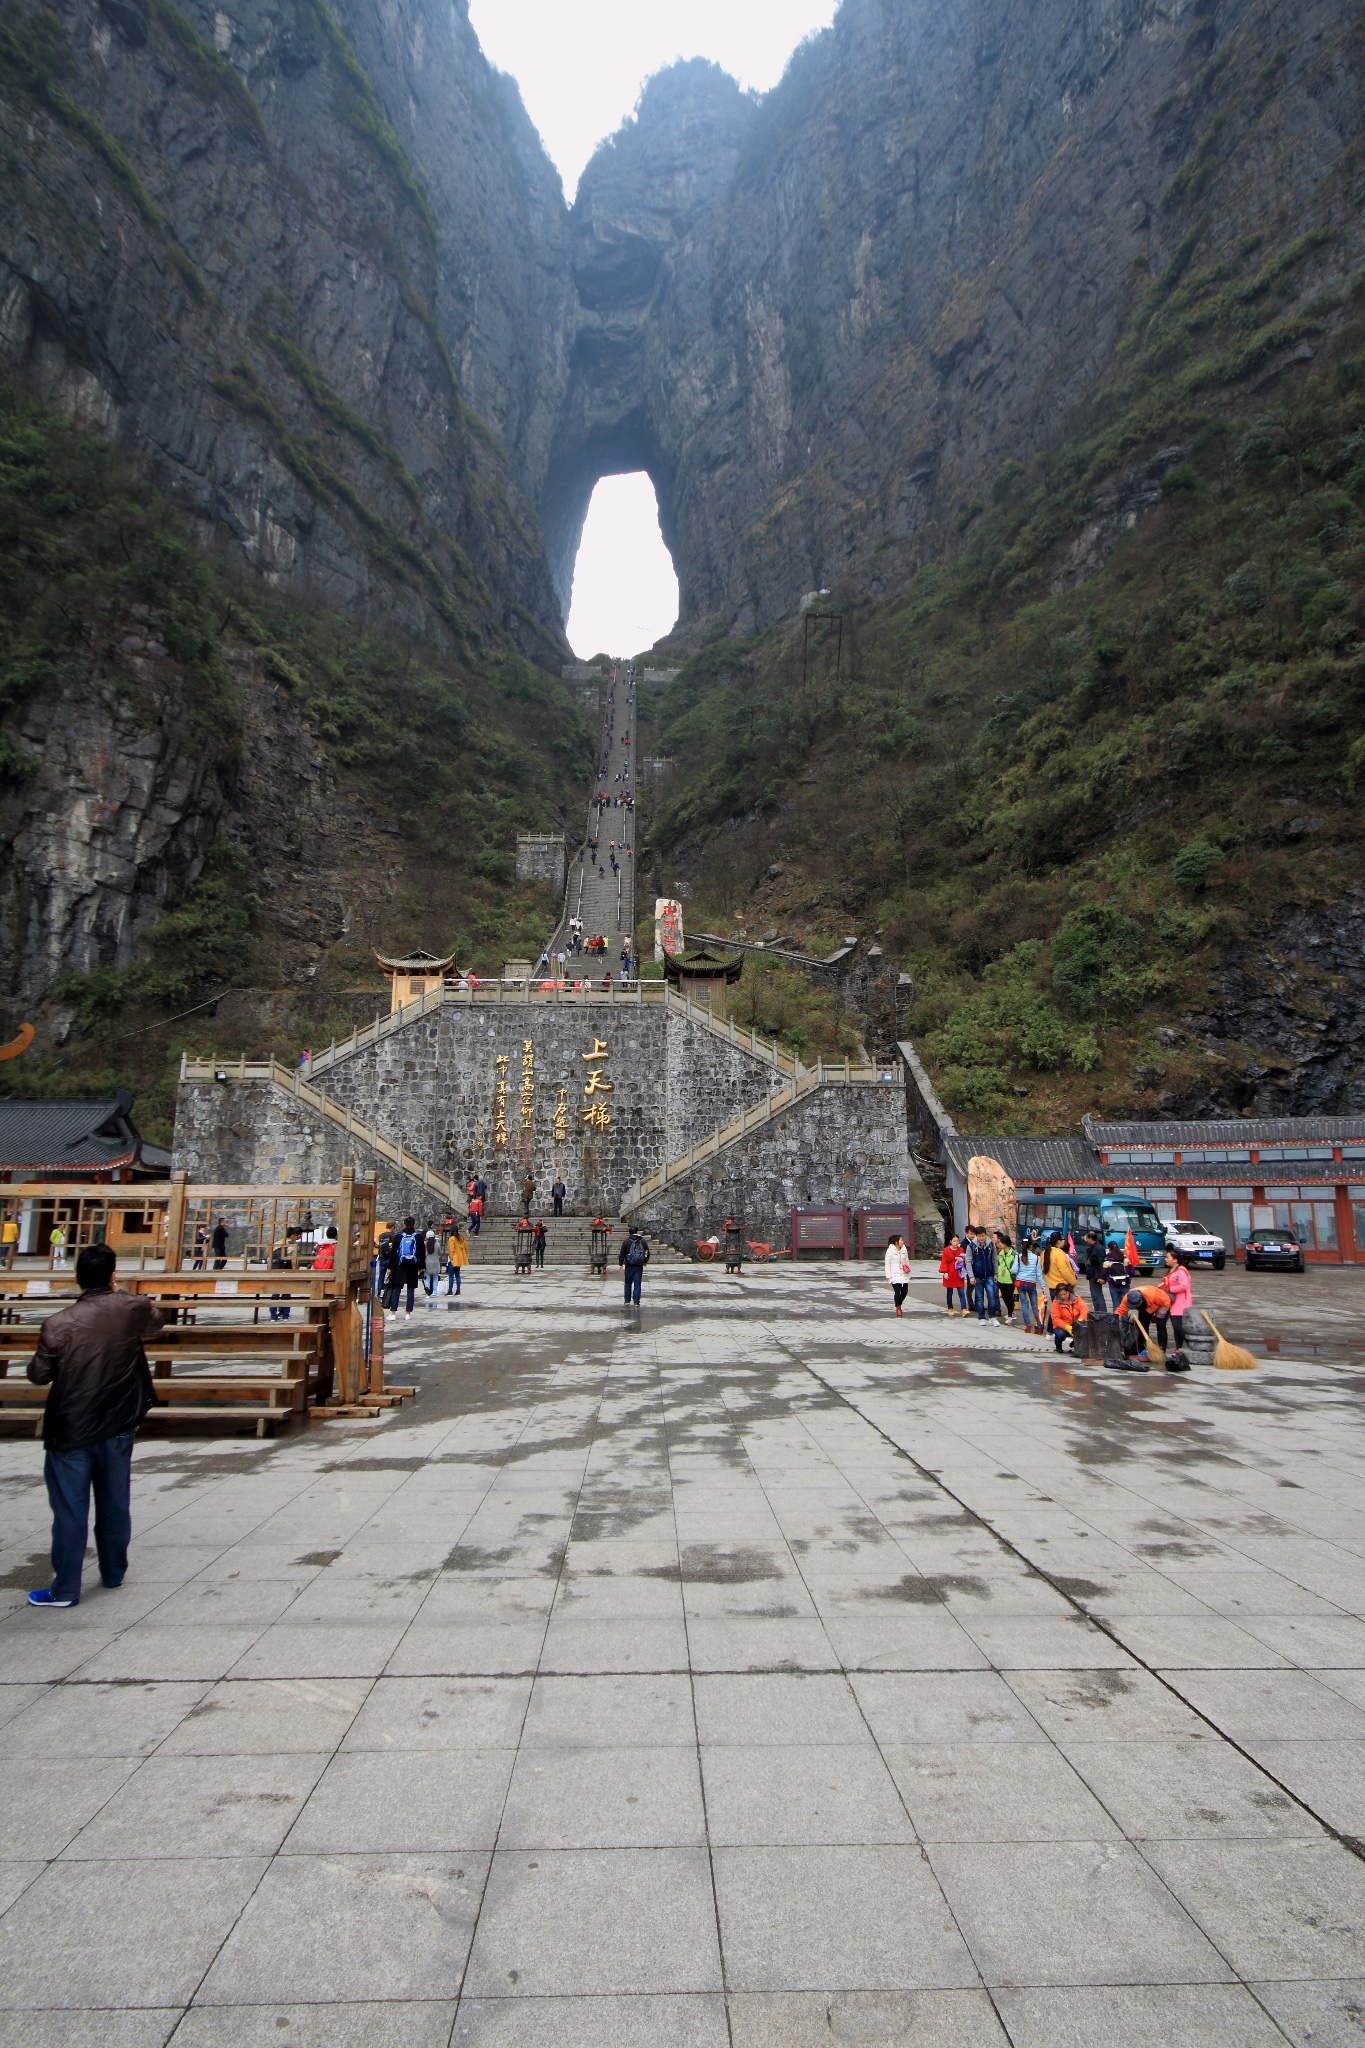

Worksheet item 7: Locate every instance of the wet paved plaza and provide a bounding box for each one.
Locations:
[2,1260,1365,2046]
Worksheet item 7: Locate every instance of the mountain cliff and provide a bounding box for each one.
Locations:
[1,0,1362,1127]
[561,0,1362,642]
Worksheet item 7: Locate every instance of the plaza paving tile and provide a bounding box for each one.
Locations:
[3,1259,1365,2037]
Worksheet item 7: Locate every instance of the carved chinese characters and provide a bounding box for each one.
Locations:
[581,1036,613,1132]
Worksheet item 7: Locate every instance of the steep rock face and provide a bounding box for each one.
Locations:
[541,61,758,614]
[562,0,1362,640]
[0,618,232,1009]
[0,0,570,650]
[1175,890,1365,1117]
[0,620,389,1013]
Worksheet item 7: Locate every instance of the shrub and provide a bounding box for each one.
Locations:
[1069,1030,1104,1072]
[1172,838,1225,890]
[1051,903,1144,1011]
[1160,462,1201,499]
[1224,562,1266,614]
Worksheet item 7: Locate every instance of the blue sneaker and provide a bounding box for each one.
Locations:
[28,1589,76,1608]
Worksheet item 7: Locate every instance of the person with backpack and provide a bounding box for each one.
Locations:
[1102,1237,1129,1310]
[389,1218,421,1317]
[883,1233,911,1316]
[619,1226,650,1307]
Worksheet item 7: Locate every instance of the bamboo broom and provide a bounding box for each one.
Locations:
[1130,1314,1166,1366]
[1201,1309,1258,1372]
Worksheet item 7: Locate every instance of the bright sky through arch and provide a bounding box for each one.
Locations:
[467,0,839,198]
[567,475,679,660]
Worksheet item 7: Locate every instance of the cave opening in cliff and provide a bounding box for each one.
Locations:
[566,472,678,660]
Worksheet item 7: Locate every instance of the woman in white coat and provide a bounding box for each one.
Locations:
[884,1233,911,1317]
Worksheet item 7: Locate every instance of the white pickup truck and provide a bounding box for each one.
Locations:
[1164,1219,1226,1269]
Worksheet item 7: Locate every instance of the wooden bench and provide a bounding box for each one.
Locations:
[0,1379,298,1437]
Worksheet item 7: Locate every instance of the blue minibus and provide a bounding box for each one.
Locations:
[1013,1195,1167,1276]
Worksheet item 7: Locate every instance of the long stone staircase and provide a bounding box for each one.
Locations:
[548,662,637,974]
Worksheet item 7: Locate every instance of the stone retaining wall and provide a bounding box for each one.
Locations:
[174,1001,787,1217]
[173,1079,443,1225]
[624,1080,942,1255]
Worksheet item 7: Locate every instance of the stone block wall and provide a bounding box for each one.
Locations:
[515,835,567,891]
[625,1080,940,1255]
[174,1000,788,1217]
[173,1079,446,1226]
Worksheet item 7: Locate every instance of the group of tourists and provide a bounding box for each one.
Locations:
[930,1225,1196,1371]
[376,1217,469,1315]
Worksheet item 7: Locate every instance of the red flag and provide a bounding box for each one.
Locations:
[1124,1230,1139,1271]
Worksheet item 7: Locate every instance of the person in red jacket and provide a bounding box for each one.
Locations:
[938,1235,966,1315]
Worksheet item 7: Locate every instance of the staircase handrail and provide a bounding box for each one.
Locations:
[188,979,797,1085]
[178,1056,458,1202]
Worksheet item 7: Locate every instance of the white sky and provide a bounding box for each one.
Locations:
[468,0,839,654]
[564,473,678,659]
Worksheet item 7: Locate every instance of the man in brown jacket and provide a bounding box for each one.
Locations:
[26,1243,163,1607]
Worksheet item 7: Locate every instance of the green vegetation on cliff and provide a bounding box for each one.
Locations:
[641,233,1365,1126]
[0,387,593,1135]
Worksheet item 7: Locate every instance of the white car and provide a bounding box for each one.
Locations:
[1164,1219,1226,1269]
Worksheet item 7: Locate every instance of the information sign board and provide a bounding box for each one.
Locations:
[856,1208,914,1259]
[791,1207,850,1259]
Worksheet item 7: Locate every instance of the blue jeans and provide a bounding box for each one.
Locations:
[1018,1283,1040,1330]
[44,1430,136,1603]
[975,1276,998,1320]
[446,1262,461,1294]
[623,1265,642,1305]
